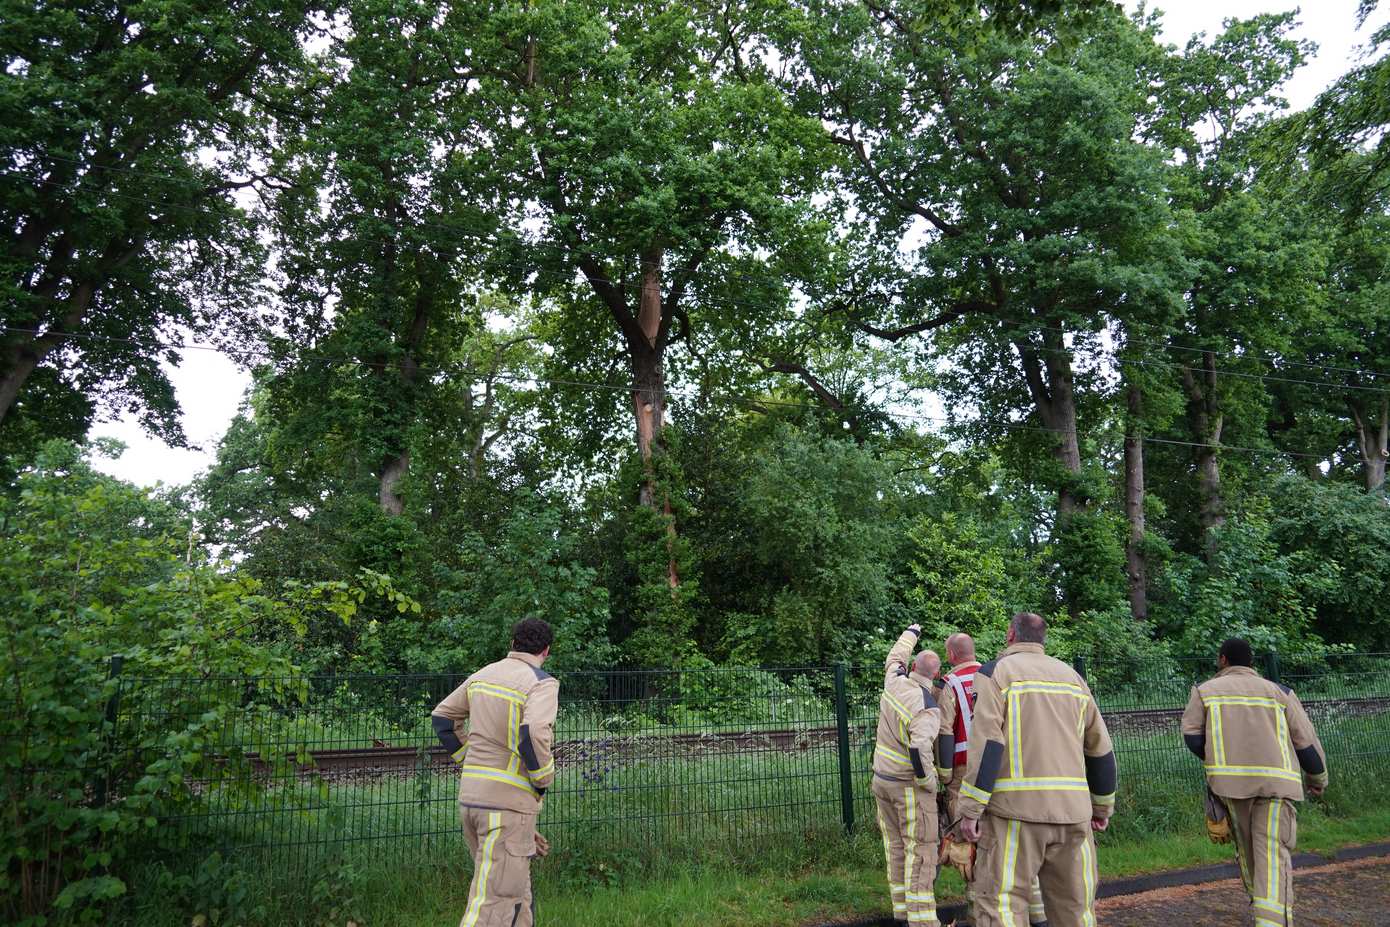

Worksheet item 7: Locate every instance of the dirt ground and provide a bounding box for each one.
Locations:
[1093,855,1390,926]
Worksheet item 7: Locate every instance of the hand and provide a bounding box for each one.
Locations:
[1090,815,1110,833]
[534,832,550,857]
[960,816,981,843]
[908,623,922,635]
[1308,783,1325,798]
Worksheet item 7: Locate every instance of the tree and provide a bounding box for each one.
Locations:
[791,2,1184,613]
[480,0,828,586]
[1145,13,1325,551]
[0,0,318,450]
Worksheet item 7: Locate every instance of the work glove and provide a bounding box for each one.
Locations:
[1204,788,1230,844]
[534,832,550,857]
[450,745,467,764]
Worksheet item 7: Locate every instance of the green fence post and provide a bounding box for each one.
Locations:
[1072,655,1087,681]
[834,662,855,835]
[93,655,124,808]
[1265,652,1282,686]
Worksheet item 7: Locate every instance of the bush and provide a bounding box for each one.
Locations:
[0,442,399,924]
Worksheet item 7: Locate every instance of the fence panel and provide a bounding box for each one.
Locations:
[116,652,1390,879]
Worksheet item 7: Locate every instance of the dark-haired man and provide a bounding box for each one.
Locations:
[432,618,559,927]
[956,613,1117,927]
[1180,638,1328,927]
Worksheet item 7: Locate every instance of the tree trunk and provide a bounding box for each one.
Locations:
[1349,395,1389,493]
[0,281,98,426]
[379,450,410,515]
[1124,381,1147,622]
[1182,351,1225,549]
[624,251,679,588]
[1015,330,1084,516]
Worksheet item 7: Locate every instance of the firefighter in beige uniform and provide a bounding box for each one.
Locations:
[873,623,944,926]
[1180,638,1328,927]
[957,613,1117,927]
[432,618,559,927]
[937,633,1047,926]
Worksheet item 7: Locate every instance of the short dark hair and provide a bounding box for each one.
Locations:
[1011,611,1047,644]
[1219,638,1253,667]
[512,618,554,655]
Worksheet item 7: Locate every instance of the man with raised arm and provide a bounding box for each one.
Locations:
[956,613,1117,927]
[431,618,559,927]
[873,623,945,926]
[1180,638,1328,926]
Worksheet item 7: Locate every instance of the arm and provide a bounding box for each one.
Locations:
[1081,683,1117,825]
[907,690,942,787]
[885,625,921,678]
[431,681,471,763]
[957,671,1005,822]
[519,678,560,792]
[936,683,957,783]
[1180,685,1207,760]
[1284,689,1328,792]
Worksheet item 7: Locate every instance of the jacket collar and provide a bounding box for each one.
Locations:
[949,661,982,676]
[1216,665,1259,679]
[508,650,544,669]
[1002,642,1046,657]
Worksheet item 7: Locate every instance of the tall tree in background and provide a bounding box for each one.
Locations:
[792,2,1183,614]
[263,0,508,517]
[0,0,319,456]
[480,0,827,587]
[1148,14,1327,550]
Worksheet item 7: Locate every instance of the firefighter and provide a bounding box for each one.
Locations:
[936,633,1047,927]
[431,618,559,927]
[873,623,944,927]
[1180,638,1328,927]
[956,613,1117,927]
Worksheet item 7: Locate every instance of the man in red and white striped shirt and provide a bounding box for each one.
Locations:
[938,633,1048,927]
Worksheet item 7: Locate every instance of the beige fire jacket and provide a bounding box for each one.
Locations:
[431,650,560,814]
[1180,665,1328,801]
[956,642,1117,825]
[872,627,943,789]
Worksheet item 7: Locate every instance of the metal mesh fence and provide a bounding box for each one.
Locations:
[106,652,1390,876]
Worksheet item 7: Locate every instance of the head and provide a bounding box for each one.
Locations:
[945,632,976,666]
[914,649,941,680]
[1005,612,1047,647]
[1217,637,1253,671]
[511,617,554,664]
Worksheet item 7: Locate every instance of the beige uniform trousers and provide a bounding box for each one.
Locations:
[972,813,1097,927]
[1221,796,1297,926]
[947,778,1046,925]
[459,805,537,927]
[873,776,940,925]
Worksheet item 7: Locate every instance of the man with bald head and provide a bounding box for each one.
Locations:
[872,623,945,926]
[956,613,1118,927]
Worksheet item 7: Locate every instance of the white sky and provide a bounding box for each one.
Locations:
[88,0,1387,487]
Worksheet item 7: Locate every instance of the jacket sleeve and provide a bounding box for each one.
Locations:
[1284,689,1328,790]
[431,680,471,763]
[907,691,942,786]
[1080,681,1117,821]
[519,677,560,791]
[1180,685,1207,760]
[936,683,957,782]
[957,671,1005,821]
[884,627,919,679]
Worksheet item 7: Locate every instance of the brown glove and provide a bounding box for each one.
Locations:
[1204,788,1230,844]
[534,832,550,857]
[939,831,976,882]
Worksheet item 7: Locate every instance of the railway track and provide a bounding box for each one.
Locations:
[240,694,1390,781]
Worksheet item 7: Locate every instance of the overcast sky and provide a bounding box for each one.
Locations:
[88,0,1388,488]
